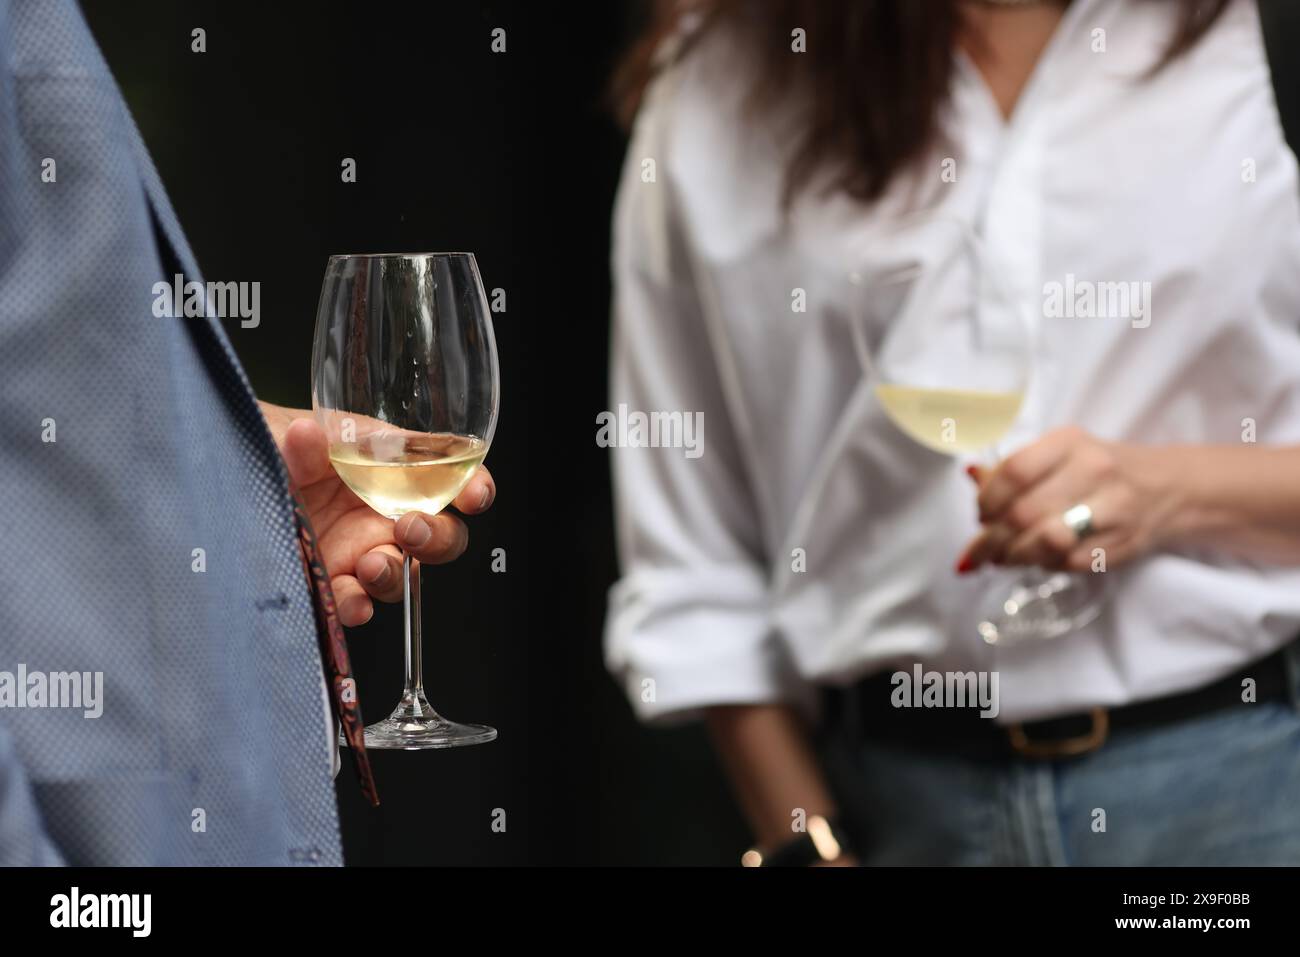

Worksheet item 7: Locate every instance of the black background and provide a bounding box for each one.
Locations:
[77,0,1300,868]
[80,0,749,866]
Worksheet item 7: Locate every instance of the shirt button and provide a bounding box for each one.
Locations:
[255,592,290,612]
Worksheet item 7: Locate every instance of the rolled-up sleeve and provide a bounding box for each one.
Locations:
[603,74,805,724]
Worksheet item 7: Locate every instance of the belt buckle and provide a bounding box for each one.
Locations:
[1007,708,1109,759]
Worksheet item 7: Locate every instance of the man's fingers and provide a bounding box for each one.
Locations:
[355,546,406,603]
[394,511,469,564]
[452,465,495,515]
[317,508,396,581]
[282,418,334,488]
[331,574,374,627]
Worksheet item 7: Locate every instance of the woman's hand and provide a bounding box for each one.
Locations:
[956,426,1181,574]
[259,401,495,627]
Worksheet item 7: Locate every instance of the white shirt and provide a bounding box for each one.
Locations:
[604,0,1300,724]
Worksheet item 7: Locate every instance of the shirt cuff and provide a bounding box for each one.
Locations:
[604,566,810,725]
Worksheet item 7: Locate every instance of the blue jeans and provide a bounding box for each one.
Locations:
[820,645,1300,865]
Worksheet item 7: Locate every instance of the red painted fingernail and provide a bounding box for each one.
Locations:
[965,465,979,480]
[956,556,974,574]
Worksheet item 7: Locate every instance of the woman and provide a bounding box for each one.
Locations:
[604,0,1300,866]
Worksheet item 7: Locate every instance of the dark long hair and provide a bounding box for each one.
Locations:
[614,0,1231,205]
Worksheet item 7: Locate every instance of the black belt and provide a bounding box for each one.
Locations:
[823,644,1295,762]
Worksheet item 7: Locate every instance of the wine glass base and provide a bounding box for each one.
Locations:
[356,716,497,750]
[976,570,1107,646]
[341,690,497,750]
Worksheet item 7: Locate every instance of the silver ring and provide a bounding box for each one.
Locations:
[1062,504,1095,542]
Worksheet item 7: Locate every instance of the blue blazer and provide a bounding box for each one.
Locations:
[0,0,341,865]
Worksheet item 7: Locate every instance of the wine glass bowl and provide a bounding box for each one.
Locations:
[848,218,1030,456]
[848,217,1106,647]
[312,252,499,749]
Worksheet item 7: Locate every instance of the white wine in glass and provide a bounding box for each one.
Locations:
[850,217,1105,646]
[329,433,488,520]
[873,384,1024,455]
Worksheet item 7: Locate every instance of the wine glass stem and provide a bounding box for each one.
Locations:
[403,552,424,696]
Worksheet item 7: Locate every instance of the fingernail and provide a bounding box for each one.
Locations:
[965,465,979,481]
[403,517,431,548]
[478,482,494,511]
[342,598,373,626]
[364,562,390,586]
[956,556,974,574]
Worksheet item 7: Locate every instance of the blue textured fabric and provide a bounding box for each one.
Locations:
[0,0,341,864]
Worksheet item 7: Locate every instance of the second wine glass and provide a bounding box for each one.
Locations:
[849,216,1106,646]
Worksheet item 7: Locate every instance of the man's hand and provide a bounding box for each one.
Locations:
[259,402,495,626]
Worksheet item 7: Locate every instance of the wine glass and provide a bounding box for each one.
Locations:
[848,216,1106,646]
[312,252,499,748]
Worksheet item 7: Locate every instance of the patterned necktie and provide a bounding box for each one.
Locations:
[288,481,380,806]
